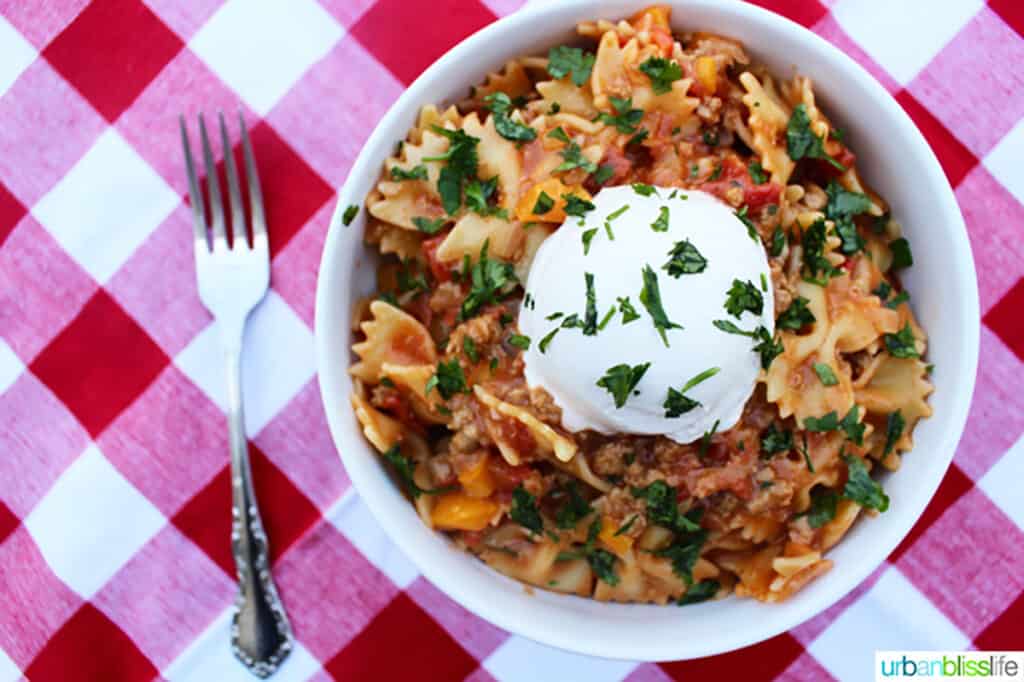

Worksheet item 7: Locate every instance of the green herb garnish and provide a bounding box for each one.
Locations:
[761,423,793,456]
[748,161,767,184]
[813,362,839,386]
[735,205,759,241]
[638,57,683,95]
[412,216,446,235]
[554,481,593,529]
[777,297,815,331]
[663,239,707,277]
[507,333,530,350]
[786,103,844,170]
[724,279,764,318]
[463,336,479,363]
[425,126,480,215]
[563,194,595,217]
[460,240,517,320]
[842,454,889,512]
[342,204,358,226]
[597,362,651,408]
[617,296,640,324]
[484,92,537,142]
[640,265,683,346]
[678,579,719,605]
[425,359,469,400]
[554,141,598,174]
[510,485,544,534]
[533,191,555,215]
[770,226,786,257]
[632,183,657,197]
[664,367,720,418]
[593,164,615,184]
[889,237,913,269]
[807,488,838,528]
[390,164,428,181]
[651,206,670,232]
[884,323,919,358]
[582,228,598,254]
[883,410,905,457]
[382,445,455,499]
[547,46,596,87]
[598,96,643,133]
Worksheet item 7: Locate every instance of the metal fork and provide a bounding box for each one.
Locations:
[180,113,292,677]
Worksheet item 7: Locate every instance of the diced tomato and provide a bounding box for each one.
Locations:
[699,155,782,209]
[743,182,782,210]
[812,144,857,181]
[650,25,674,56]
[488,456,534,492]
[594,145,634,188]
[422,232,453,282]
[493,416,537,459]
[375,390,420,432]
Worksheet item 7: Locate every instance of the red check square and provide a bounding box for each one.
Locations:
[350,0,497,85]
[974,589,1024,650]
[0,500,17,544]
[30,289,169,438]
[325,593,478,682]
[894,90,979,188]
[42,0,183,122]
[25,603,158,681]
[989,0,1024,39]
[747,0,828,28]
[984,277,1024,362]
[0,180,25,248]
[660,632,805,680]
[172,443,320,576]
[888,464,973,562]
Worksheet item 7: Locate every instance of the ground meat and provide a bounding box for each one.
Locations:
[445,307,503,358]
[590,440,633,477]
[771,259,794,316]
[529,387,563,423]
[448,394,487,454]
[595,488,648,538]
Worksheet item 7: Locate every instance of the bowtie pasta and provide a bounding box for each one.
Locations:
[346,5,932,605]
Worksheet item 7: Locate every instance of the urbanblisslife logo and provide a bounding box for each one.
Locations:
[876,652,1024,681]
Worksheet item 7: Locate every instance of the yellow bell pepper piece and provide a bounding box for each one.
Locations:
[696,56,717,95]
[516,178,592,224]
[431,492,498,531]
[598,515,634,558]
[631,5,670,29]
[458,456,496,499]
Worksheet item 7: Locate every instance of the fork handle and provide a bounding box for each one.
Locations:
[224,338,293,677]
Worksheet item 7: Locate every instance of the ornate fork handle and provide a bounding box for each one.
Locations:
[225,338,292,677]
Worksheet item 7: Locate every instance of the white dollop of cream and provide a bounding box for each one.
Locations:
[519,186,774,444]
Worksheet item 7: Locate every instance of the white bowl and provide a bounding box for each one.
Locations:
[315,0,979,661]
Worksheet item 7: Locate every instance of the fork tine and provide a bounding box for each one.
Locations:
[218,111,248,248]
[238,112,267,249]
[198,113,227,247]
[179,116,208,249]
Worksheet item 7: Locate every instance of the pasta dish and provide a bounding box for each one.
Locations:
[344,5,932,605]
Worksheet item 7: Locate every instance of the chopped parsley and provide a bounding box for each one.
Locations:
[582,228,598,254]
[813,362,839,386]
[884,323,920,358]
[786,103,845,171]
[753,327,784,369]
[464,176,508,219]
[760,423,793,456]
[342,204,358,226]
[390,164,428,181]
[806,488,838,528]
[553,481,593,529]
[655,523,707,585]
[770,226,786,257]
[462,336,479,363]
[597,305,616,331]
[563,194,595,217]
[802,219,840,284]
[382,445,455,499]
[425,359,469,400]
[735,205,759,241]
[842,454,889,512]
[702,129,719,147]
[708,164,723,181]
[547,46,596,87]
[583,272,598,335]
[885,291,910,309]
[883,410,905,457]
[840,405,865,445]
[804,411,839,432]
[460,240,517,319]
[639,265,683,346]
[777,297,815,331]
[596,362,651,408]
[664,367,720,418]
[889,237,914,269]
[554,141,598,174]
[638,57,683,95]
[678,579,719,605]
[663,239,707,277]
[510,485,544,534]
[412,216,446,235]
[533,191,555,215]
[617,296,640,324]
[507,333,530,350]
[760,273,768,291]
[598,96,643,133]
[425,126,480,215]
[711,319,754,336]
[607,204,630,221]
[557,519,619,586]
[631,481,701,533]
[631,183,657,197]
[698,420,720,461]
[825,181,871,255]
[484,92,537,142]
[547,126,571,143]
[724,279,764,318]
[614,515,639,536]
[748,161,767,184]
[651,206,670,232]
[593,164,615,185]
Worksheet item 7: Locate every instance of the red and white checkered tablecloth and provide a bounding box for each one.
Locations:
[0,0,1021,680]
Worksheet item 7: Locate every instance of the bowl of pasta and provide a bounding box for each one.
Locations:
[315,0,979,661]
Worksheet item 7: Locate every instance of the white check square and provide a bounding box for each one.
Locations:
[328,491,420,589]
[831,0,983,85]
[983,117,1024,208]
[162,607,321,682]
[31,128,180,284]
[0,338,23,397]
[0,644,20,682]
[0,14,36,99]
[978,433,1024,531]
[808,567,969,682]
[24,444,166,598]
[484,635,638,682]
[189,0,343,115]
[174,291,315,437]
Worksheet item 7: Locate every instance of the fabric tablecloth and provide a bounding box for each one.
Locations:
[0,0,1021,680]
